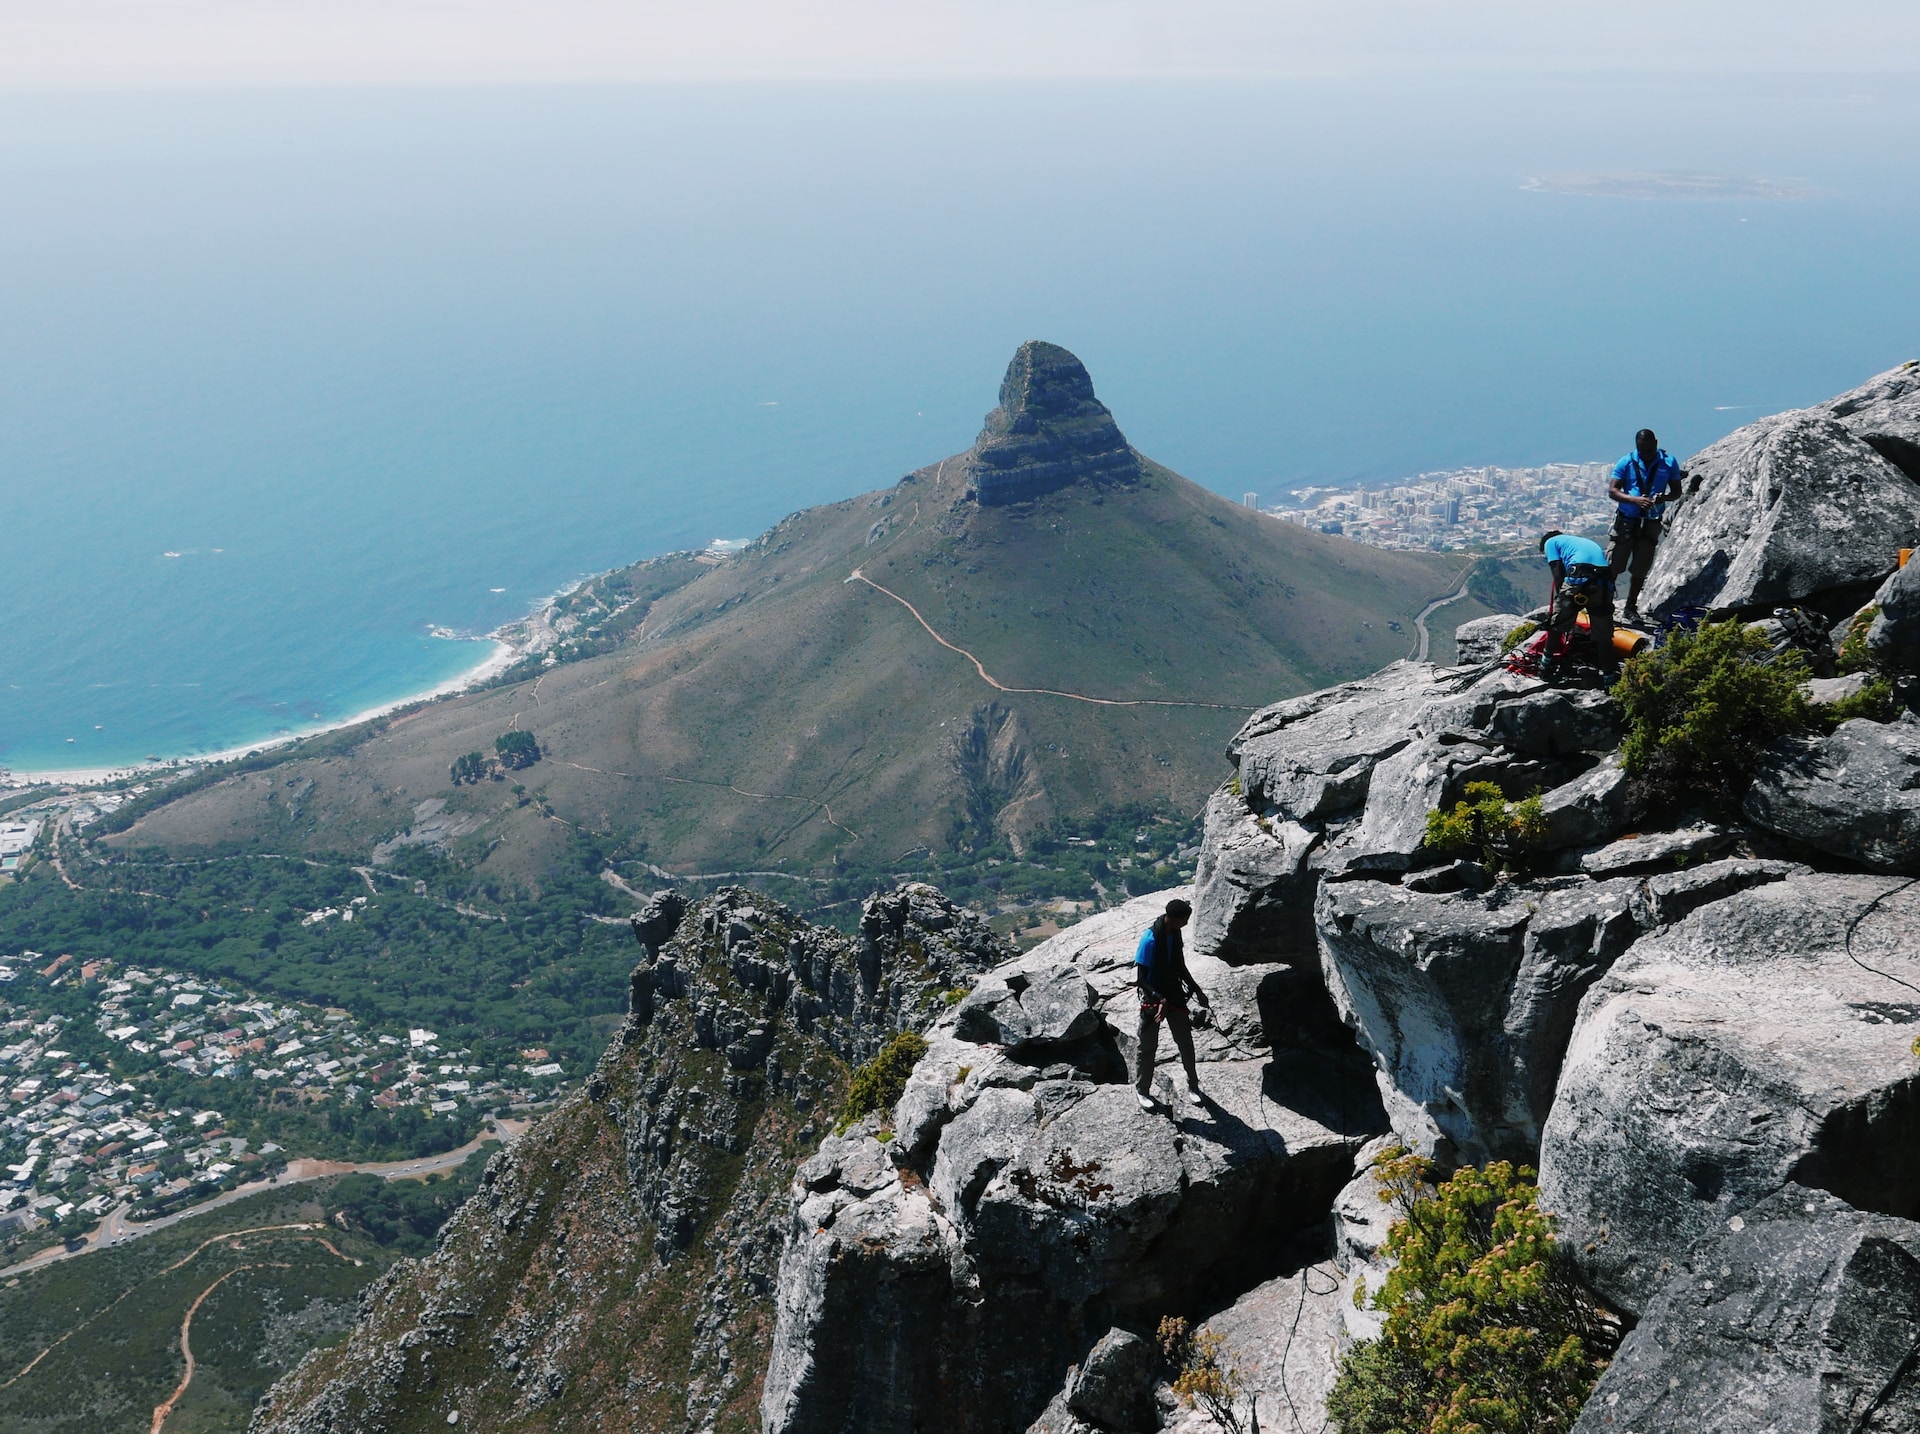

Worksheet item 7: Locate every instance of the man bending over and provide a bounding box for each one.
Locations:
[1539,529,1616,683]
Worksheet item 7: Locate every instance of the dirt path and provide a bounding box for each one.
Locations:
[846,570,1257,712]
[48,816,82,891]
[149,1232,355,1433]
[149,1265,251,1433]
[2,1223,321,1393]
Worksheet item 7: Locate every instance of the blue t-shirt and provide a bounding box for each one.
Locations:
[1543,533,1607,571]
[1611,449,1682,520]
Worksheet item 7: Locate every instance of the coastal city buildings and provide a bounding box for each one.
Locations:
[0,954,565,1248]
[1266,461,1617,551]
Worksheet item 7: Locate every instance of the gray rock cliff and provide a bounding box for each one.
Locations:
[964,341,1142,506]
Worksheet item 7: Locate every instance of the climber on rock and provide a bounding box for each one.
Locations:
[1607,429,1685,624]
[1539,529,1617,683]
[1134,897,1210,1111]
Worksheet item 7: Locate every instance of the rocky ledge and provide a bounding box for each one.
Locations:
[764,366,1920,1431]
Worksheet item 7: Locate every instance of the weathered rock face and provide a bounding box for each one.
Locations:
[1312,865,1800,1168]
[1743,717,1920,873]
[1195,662,1619,961]
[761,890,1386,1434]
[1816,357,1920,482]
[254,885,1010,1434]
[1640,407,1920,619]
[1539,874,1920,1315]
[1571,1186,1920,1433]
[1870,557,1920,673]
[964,341,1141,506]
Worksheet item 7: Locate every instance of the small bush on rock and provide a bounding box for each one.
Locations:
[1157,1316,1247,1434]
[1500,621,1539,653]
[1422,782,1545,871]
[1835,606,1880,675]
[835,1030,929,1133]
[1820,677,1901,729]
[1614,619,1812,807]
[1327,1151,1617,1434]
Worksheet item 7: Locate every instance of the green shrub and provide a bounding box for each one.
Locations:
[1820,677,1901,729]
[449,751,490,786]
[495,729,541,769]
[1327,1151,1617,1434]
[1422,782,1545,872]
[1500,621,1539,653]
[835,1030,929,1133]
[1613,619,1812,807]
[1835,606,1880,675]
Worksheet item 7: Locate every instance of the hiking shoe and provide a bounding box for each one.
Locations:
[1186,1085,1205,1107]
[1137,1092,1158,1112]
[1623,608,1644,627]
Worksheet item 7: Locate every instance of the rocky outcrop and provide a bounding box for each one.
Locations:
[1743,716,1920,873]
[1452,612,1527,666]
[761,890,1385,1434]
[1193,662,1620,961]
[254,885,1010,1434]
[1538,873,1920,1315]
[1816,357,1920,482]
[963,341,1141,506]
[1571,1186,1920,1432]
[1640,372,1920,619]
[1870,557,1920,672]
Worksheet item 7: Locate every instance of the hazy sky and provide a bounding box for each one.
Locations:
[4,1,1918,90]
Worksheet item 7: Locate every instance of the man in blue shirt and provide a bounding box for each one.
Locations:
[1607,429,1685,624]
[1539,529,1616,682]
[1134,897,1211,1111]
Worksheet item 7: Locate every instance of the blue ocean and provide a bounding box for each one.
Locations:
[3,76,1918,774]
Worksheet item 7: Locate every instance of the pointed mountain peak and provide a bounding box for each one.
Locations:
[963,341,1140,506]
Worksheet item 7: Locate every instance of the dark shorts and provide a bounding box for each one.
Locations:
[1608,516,1662,585]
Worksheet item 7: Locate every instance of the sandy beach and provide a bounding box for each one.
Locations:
[3,638,517,789]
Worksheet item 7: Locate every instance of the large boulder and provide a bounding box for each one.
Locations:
[1743,717,1920,873]
[1868,557,1920,673]
[1640,410,1920,619]
[1452,612,1527,665]
[1539,874,1920,1315]
[1571,1186,1920,1433]
[1189,788,1322,962]
[955,961,1103,1052]
[1816,356,1920,482]
[1318,858,1800,1168]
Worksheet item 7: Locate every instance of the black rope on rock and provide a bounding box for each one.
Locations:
[1842,876,1920,999]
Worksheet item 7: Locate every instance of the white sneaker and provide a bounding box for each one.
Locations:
[1137,1092,1158,1112]
[1186,1085,1205,1107]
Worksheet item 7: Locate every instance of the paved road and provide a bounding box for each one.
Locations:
[1,1118,524,1280]
[1412,577,1475,662]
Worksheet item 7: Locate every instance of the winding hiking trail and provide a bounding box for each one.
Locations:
[2,1223,351,1401]
[845,570,1258,712]
[149,1265,252,1434]
[147,1233,354,1433]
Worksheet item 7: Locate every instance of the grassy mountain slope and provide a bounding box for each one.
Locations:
[112,454,1467,879]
